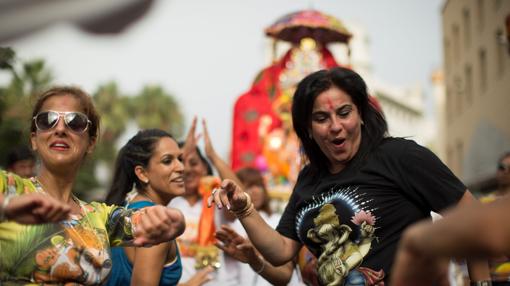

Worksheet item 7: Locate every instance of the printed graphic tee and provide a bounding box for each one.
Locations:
[277,138,465,285]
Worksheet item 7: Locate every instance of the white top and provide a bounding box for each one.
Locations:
[169,196,244,286]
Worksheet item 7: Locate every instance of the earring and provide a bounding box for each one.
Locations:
[143,180,149,184]
[361,120,365,126]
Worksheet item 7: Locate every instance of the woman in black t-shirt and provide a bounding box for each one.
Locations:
[209,67,489,285]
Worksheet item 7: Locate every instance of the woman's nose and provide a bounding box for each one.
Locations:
[54,116,67,133]
[330,116,342,132]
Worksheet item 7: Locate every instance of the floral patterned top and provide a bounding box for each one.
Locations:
[0,171,141,285]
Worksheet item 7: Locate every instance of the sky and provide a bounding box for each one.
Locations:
[4,0,444,159]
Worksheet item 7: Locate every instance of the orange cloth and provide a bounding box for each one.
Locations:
[196,176,221,246]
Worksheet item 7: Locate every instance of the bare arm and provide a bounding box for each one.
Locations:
[454,191,490,282]
[182,116,200,160]
[215,225,294,285]
[0,192,70,224]
[130,242,169,286]
[208,180,301,265]
[392,193,510,285]
[131,206,185,247]
[202,119,243,187]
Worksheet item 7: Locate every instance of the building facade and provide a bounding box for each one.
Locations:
[442,0,510,191]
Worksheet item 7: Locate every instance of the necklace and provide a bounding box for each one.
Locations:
[125,189,156,207]
[31,177,97,246]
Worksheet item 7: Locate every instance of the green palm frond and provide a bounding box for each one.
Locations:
[1,224,58,277]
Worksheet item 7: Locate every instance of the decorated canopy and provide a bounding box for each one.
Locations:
[265,10,352,45]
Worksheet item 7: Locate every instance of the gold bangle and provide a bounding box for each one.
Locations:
[232,193,254,219]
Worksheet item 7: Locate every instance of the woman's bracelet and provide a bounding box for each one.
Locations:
[252,255,266,274]
[470,281,492,286]
[0,193,15,222]
[232,192,255,219]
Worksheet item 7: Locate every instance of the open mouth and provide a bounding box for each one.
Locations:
[331,138,345,146]
[50,141,70,150]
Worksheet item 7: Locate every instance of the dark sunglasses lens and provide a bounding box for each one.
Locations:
[36,111,59,130]
[65,113,89,132]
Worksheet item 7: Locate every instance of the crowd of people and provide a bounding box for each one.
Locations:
[0,67,509,286]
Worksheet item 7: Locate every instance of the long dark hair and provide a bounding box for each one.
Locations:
[291,67,388,176]
[105,129,175,205]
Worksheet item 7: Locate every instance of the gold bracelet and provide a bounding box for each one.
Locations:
[232,192,254,219]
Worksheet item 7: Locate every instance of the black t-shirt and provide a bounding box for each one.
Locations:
[276,137,465,284]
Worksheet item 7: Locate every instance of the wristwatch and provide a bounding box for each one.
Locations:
[470,281,492,286]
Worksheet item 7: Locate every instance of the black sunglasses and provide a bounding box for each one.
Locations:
[498,163,510,172]
[33,111,91,133]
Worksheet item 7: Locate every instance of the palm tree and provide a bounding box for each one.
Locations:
[0,47,52,166]
[130,85,184,138]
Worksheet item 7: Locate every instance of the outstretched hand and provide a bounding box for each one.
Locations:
[207,179,249,212]
[215,224,258,264]
[3,193,71,224]
[132,206,185,247]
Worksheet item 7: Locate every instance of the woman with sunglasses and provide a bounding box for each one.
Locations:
[0,86,185,285]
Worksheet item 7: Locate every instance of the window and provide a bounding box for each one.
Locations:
[453,25,460,63]
[477,0,484,32]
[447,146,454,169]
[496,29,505,77]
[454,76,463,113]
[446,85,452,122]
[494,0,502,11]
[444,38,450,72]
[456,141,464,176]
[463,8,471,49]
[479,49,487,93]
[464,64,473,104]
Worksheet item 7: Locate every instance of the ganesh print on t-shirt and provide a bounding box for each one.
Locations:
[295,186,385,286]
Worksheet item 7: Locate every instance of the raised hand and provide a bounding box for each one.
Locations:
[207,179,250,214]
[132,206,185,247]
[215,224,258,264]
[2,193,71,224]
[182,116,201,159]
[202,118,217,160]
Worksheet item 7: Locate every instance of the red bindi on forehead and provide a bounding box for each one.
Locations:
[326,96,335,111]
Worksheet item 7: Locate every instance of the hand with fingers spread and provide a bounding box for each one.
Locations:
[207,179,253,218]
[132,206,185,247]
[215,224,259,264]
[1,193,71,224]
